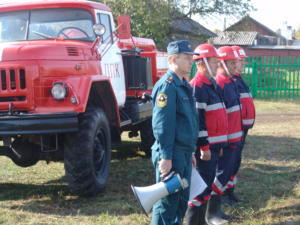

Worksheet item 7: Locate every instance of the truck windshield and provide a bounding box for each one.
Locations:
[0,8,96,42]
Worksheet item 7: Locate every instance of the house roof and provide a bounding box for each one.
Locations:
[209,31,258,46]
[226,16,280,37]
[171,18,216,37]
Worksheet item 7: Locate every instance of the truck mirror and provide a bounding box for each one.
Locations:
[93,24,106,36]
[117,15,131,39]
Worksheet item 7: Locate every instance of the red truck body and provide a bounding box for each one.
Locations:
[0,0,168,196]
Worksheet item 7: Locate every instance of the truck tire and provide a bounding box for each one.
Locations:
[64,107,111,196]
[139,119,155,157]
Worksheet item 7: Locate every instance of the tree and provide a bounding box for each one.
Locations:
[166,0,255,19]
[100,0,172,49]
[94,0,255,49]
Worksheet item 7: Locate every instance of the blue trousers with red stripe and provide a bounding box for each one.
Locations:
[190,148,220,205]
[213,144,241,195]
[229,129,249,187]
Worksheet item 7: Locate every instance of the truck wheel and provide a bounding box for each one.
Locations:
[64,107,111,196]
[139,119,155,157]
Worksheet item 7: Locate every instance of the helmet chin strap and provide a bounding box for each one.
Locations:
[221,60,232,78]
[203,57,213,78]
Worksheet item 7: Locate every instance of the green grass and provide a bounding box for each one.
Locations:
[0,99,300,225]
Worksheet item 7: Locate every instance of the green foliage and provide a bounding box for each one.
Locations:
[101,0,172,49]
[172,0,255,18]
[92,0,254,50]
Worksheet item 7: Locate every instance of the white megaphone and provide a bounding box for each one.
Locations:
[131,172,189,215]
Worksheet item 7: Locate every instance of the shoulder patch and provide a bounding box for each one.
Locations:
[165,76,173,84]
[156,93,168,107]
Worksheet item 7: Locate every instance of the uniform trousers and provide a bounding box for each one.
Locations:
[212,144,241,195]
[151,149,192,225]
[190,148,220,205]
[229,129,249,187]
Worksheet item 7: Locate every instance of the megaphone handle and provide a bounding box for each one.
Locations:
[161,170,175,182]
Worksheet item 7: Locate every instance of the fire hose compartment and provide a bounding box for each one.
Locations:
[122,55,153,90]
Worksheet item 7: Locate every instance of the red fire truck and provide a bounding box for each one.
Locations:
[0,0,168,196]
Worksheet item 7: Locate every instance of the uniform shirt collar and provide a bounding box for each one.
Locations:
[167,69,186,86]
[234,73,242,77]
[217,73,232,83]
[195,71,212,85]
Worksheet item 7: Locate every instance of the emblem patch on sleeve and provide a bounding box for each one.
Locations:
[156,93,168,107]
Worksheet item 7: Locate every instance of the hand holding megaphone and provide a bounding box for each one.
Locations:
[131,171,189,215]
[158,159,172,178]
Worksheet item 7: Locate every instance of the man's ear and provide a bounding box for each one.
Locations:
[168,54,177,66]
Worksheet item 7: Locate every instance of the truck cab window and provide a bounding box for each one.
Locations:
[0,11,28,42]
[29,8,95,41]
[98,13,113,44]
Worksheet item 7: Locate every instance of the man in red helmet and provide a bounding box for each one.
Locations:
[186,44,229,225]
[209,46,243,221]
[222,46,256,204]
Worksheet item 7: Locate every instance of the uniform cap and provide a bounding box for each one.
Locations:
[167,40,198,55]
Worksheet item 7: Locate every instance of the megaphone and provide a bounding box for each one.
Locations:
[131,172,189,215]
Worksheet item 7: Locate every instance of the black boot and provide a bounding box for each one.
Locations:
[225,187,246,203]
[216,208,234,220]
[206,195,228,225]
[186,203,208,225]
[221,194,235,206]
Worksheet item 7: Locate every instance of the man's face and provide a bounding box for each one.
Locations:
[225,60,238,75]
[175,53,193,75]
[235,58,246,74]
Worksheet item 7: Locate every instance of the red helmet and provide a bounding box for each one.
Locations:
[232,46,247,58]
[217,46,240,61]
[193,43,218,61]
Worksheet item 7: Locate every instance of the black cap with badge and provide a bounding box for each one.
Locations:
[167,40,198,55]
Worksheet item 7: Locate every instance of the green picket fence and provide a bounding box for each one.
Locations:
[189,56,300,99]
[244,56,300,99]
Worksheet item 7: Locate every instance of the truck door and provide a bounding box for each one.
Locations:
[94,10,126,108]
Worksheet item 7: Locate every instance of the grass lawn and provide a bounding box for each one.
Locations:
[0,99,299,225]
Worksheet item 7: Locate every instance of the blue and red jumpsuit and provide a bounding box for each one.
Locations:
[212,73,243,195]
[188,72,228,206]
[226,73,256,189]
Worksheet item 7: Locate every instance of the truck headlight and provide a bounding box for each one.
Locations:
[51,82,69,101]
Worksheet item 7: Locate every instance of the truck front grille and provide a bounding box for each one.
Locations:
[0,68,27,103]
[0,68,26,91]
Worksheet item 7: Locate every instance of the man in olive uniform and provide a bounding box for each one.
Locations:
[151,40,198,225]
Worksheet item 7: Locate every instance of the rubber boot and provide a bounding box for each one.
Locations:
[221,189,235,206]
[225,187,246,203]
[206,195,228,225]
[221,194,235,206]
[216,208,234,220]
[186,203,208,225]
